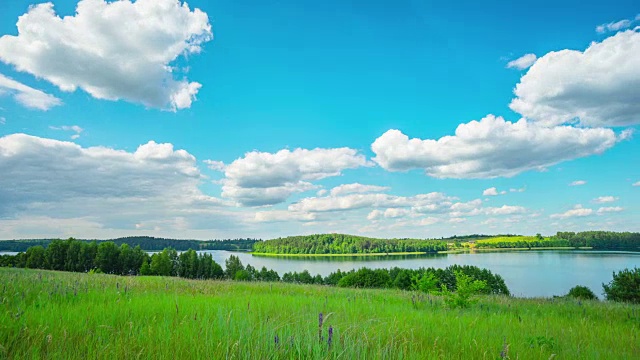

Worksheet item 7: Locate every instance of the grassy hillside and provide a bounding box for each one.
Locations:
[1,268,638,359]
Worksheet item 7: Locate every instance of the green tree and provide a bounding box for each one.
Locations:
[139,257,152,275]
[25,245,46,269]
[413,272,439,294]
[46,239,69,271]
[566,285,597,300]
[225,255,244,280]
[95,242,121,274]
[150,250,173,276]
[603,268,640,304]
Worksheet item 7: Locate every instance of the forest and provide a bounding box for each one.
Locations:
[0,236,259,252]
[253,234,448,254]
[553,231,640,250]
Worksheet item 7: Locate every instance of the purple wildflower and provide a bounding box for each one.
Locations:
[319,312,323,328]
[274,335,279,346]
[328,326,333,347]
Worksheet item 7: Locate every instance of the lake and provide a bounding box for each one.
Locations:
[2,249,638,298]
[201,250,640,298]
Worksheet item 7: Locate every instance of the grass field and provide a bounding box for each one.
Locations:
[1,268,638,359]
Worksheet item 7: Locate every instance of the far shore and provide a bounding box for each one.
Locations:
[251,247,603,257]
[250,251,433,257]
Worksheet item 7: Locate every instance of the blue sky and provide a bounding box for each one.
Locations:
[0,0,638,239]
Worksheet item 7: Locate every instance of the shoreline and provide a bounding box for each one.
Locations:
[250,247,603,257]
[250,251,434,257]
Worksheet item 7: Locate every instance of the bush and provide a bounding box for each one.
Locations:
[566,285,597,300]
[603,267,640,304]
[441,271,486,309]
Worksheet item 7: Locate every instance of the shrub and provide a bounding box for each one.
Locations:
[603,267,640,304]
[566,285,597,300]
[441,271,486,309]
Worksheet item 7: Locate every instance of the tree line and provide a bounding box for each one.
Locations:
[0,236,260,252]
[253,234,448,254]
[277,265,510,295]
[554,231,640,250]
[0,239,224,279]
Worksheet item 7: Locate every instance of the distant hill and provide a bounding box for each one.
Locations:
[0,236,260,252]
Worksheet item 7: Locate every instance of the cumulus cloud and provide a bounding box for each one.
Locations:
[483,187,499,196]
[329,183,390,197]
[593,196,618,203]
[219,147,370,206]
[569,180,587,186]
[510,30,640,127]
[633,181,640,187]
[371,115,621,179]
[550,205,593,219]
[0,133,237,234]
[506,53,537,70]
[0,73,61,110]
[50,125,83,139]
[0,0,212,110]
[597,206,624,214]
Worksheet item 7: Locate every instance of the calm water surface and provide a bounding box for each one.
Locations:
[201,250,640,298]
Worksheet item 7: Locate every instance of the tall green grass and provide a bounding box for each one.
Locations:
[1,268,638,359]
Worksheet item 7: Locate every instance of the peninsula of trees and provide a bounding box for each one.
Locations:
[252,234,448,255]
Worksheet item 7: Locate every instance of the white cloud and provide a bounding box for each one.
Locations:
[289,192,451,213]
[633,181,640,187]
[329,183,390,197]
[506,53,537,70]
[597,206,624,214]
[220,147,370,206]
[50,125,83,139]
[383,208,412,219]
[596,19,632,33]
[203,159,225,171]
[449,217,466,223]
[0,133,239,234]
[550,205,593,219]
[0,117,5,125]
[569,180,587,186]
[510,187,526,193]
[593,196,618,203]
[367,209,383,221]
[419,217,440,226]
[365,208,412,221]
[510,30,640,127]
[483,187,499,196]
[371,115,620,178]
[0,73,61,110]
[254,210,316,223]
[0,0,212,110]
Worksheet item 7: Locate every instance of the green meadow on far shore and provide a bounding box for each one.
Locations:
[1,268,638,359]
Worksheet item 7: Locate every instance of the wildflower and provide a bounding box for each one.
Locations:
[274,335,279,347]
[328,326,333,347]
